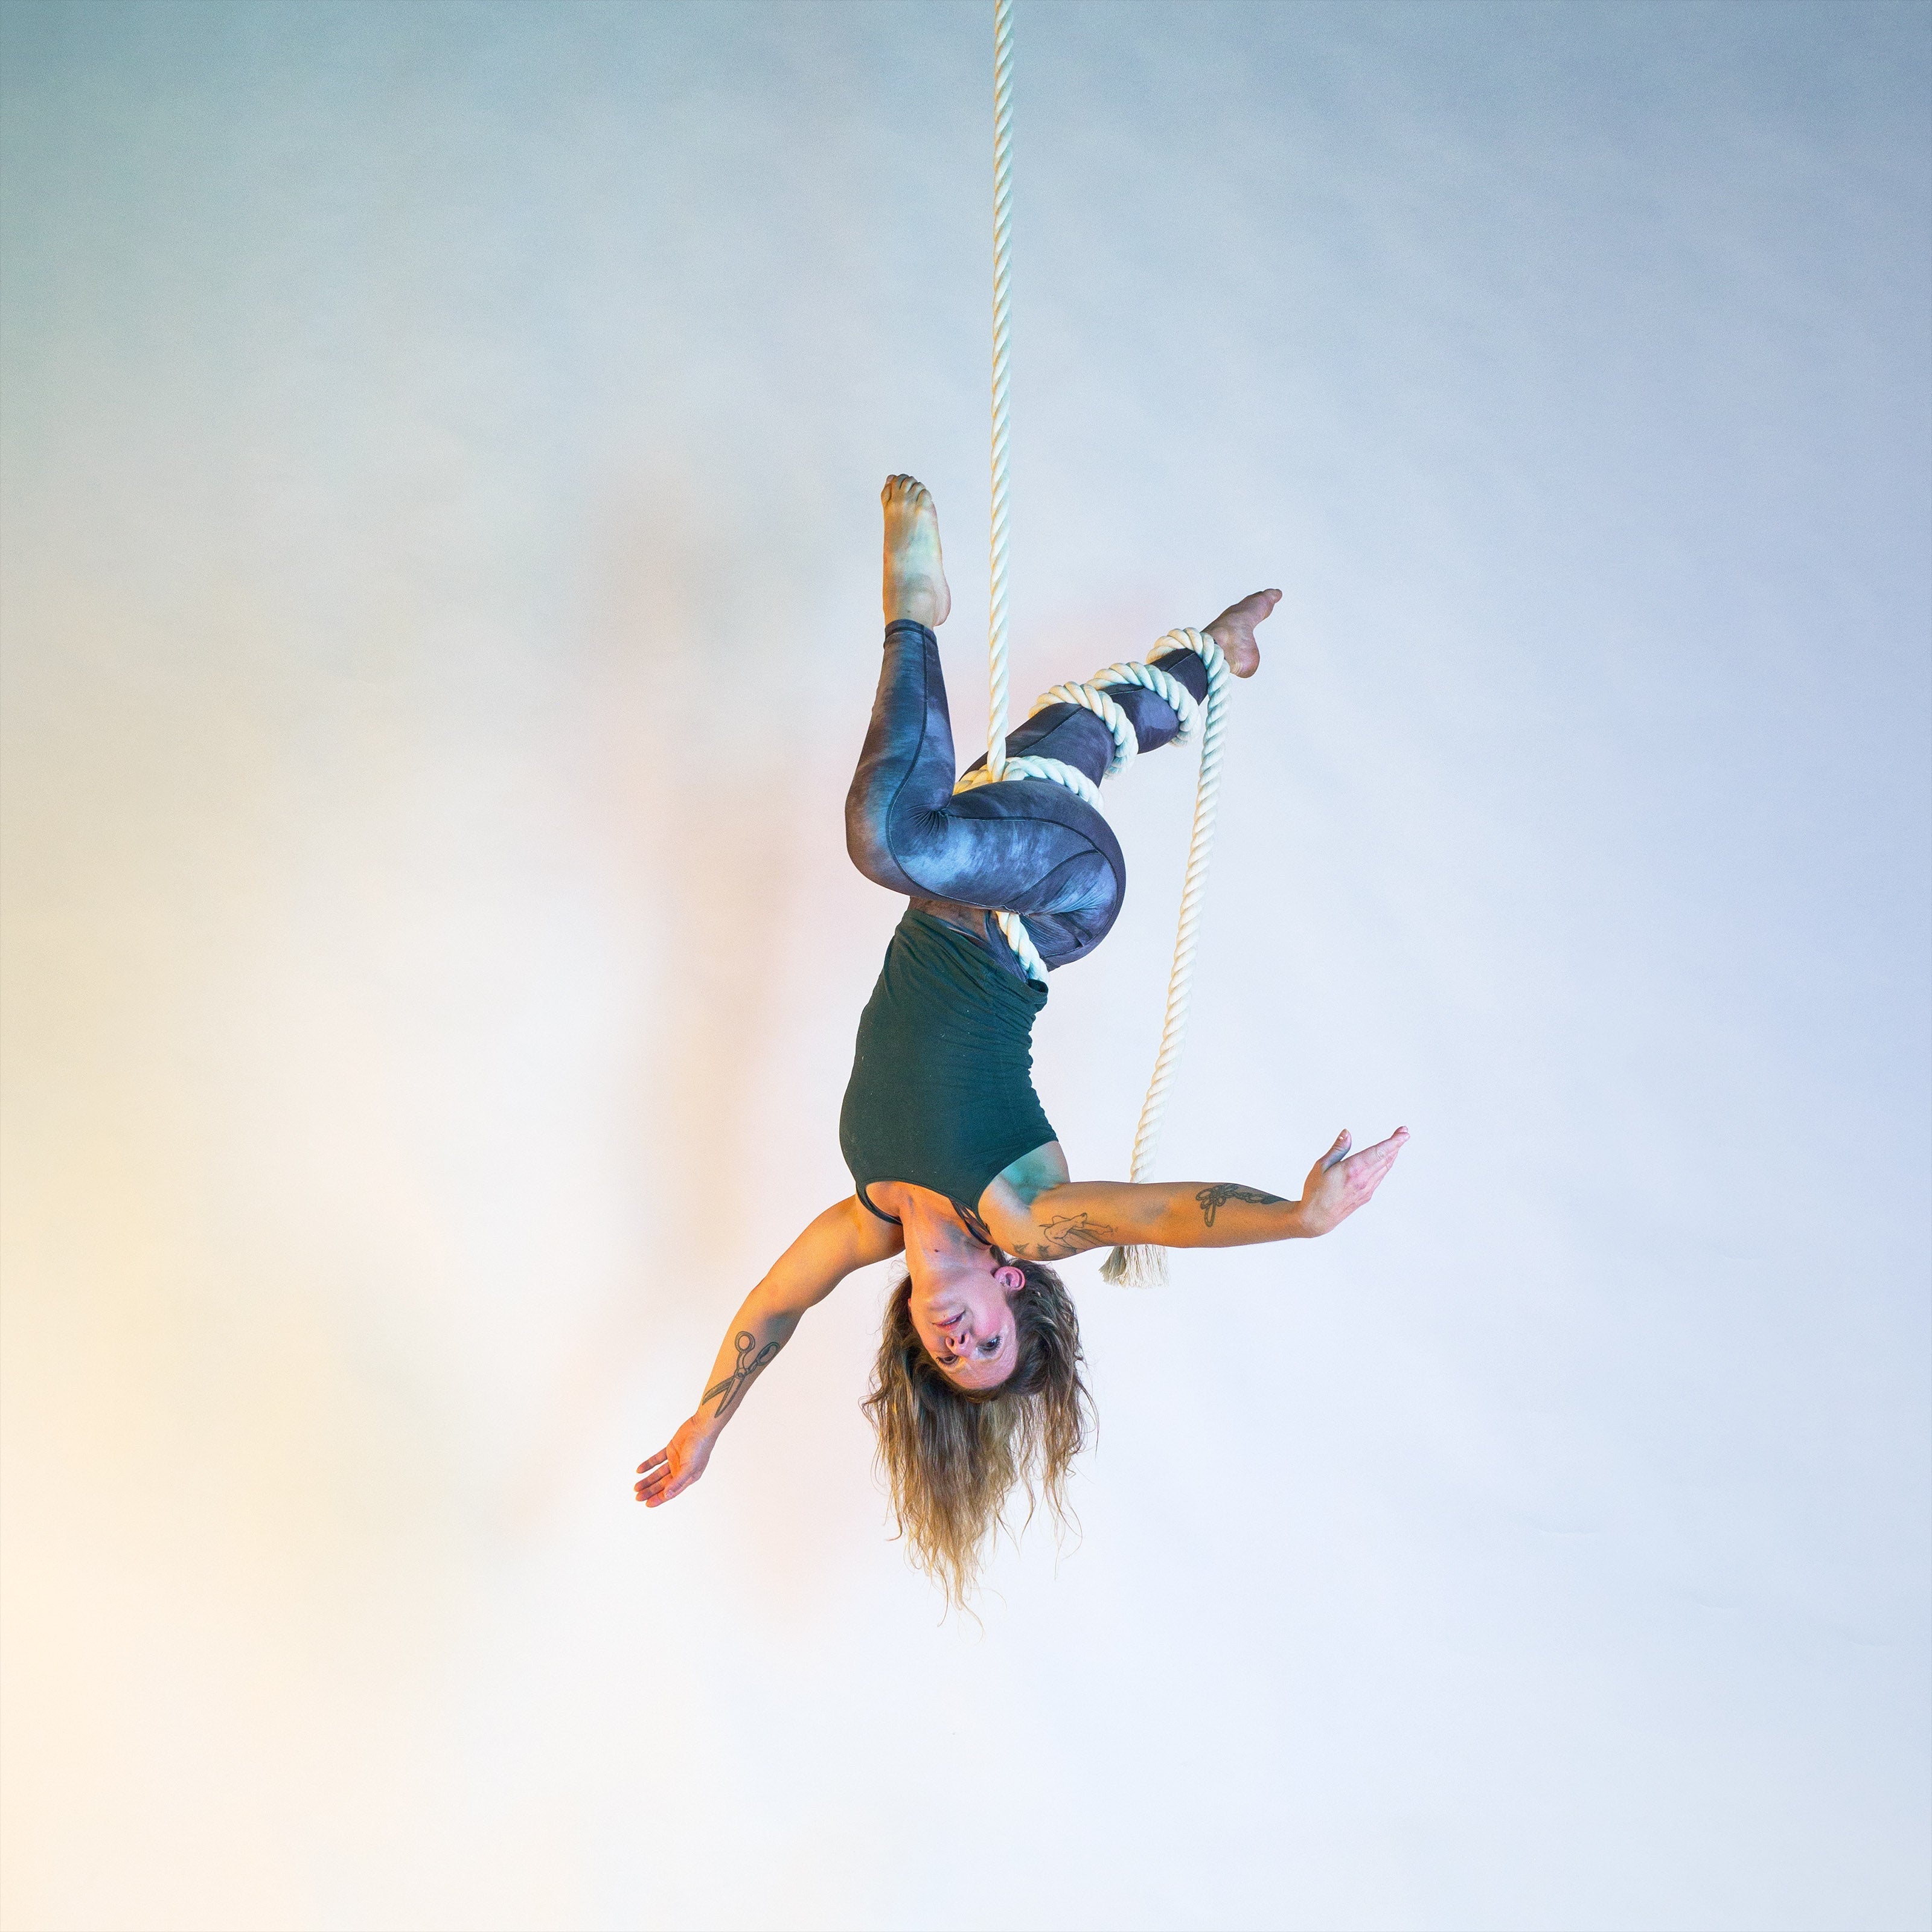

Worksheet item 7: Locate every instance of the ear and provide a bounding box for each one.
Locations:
[993,1265,1026,1293]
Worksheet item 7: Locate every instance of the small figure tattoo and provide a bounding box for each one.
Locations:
[1016,1212,1115,1260]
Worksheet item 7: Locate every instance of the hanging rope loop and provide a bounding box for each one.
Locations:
[1100,627,1232,1286]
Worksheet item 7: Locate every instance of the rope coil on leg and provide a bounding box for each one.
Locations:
[1086,658,1202,743]
[1029,680,1137,775]
[953,645,1213,824]
[955,752,1104,812]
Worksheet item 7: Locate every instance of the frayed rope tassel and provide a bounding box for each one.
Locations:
[1099,1244,1168,1287]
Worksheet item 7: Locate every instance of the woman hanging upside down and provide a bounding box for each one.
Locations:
[636,475,1409,1603]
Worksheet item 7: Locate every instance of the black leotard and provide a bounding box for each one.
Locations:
[839,908,1055,1224]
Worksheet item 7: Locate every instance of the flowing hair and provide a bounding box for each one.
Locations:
[863,1261,1093,1609]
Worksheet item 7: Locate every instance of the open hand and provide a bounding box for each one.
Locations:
[635,1415,719,1508]
[1298,1127,1409,1237]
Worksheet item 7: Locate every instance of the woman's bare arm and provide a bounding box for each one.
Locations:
[635,1197,904,1508]
[982,1128,1409,1262]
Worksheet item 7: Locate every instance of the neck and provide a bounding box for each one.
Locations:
[872,1179,992,1244]
[900,1192,982,1254]
[889,1188,995,1304]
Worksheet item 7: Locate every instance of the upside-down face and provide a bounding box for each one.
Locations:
[903,1250,1025,1390]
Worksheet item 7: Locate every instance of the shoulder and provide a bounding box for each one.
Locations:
[977,1140,1072,1252]
[775,1195,904,1288]
[831,1192,907,1262]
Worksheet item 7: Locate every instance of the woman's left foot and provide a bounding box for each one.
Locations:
[882,475,952,628]
[1204,589,1280,677]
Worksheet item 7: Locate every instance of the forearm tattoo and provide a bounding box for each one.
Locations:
[705,1329,779,1419]
[1011,1211,1115,1261]
[1195,1183,1286,1227]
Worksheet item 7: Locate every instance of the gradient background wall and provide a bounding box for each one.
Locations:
[2,4,1927,1929]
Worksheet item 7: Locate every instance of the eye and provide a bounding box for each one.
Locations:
[979,1335,1002,1356]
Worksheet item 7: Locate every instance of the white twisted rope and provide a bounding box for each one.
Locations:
[956,750,1102,811]
[1100,628,1231,1285]
[956,657,1204,815]
[985,0,1015,782]
[992,909,1048,984]
[969,0,1232,1286]
[1086,657,1203,744]
[1029,679,1136,775]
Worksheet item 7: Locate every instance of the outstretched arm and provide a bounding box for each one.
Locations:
[635,1197,904,1508]
[983,1128,1410,1262]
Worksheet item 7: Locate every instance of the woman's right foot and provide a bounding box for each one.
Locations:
[882,475,952,628]
[1204,588,1281,677]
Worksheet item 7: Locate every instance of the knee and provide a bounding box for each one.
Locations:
[845,776,915,894]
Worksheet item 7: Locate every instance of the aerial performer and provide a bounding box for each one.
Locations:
[636,475,1410,1604]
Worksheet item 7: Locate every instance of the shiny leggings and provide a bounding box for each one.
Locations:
[844,620,1210,976]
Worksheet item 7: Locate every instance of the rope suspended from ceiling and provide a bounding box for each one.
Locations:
[958,0,1235,1286]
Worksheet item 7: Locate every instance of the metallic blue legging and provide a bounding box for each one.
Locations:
[845,620,1210,975]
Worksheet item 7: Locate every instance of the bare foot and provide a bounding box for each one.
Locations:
[882,475,952,628]
[1203,589,1281,678]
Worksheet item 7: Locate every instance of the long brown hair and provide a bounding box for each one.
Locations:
[863,1261,1093,1608]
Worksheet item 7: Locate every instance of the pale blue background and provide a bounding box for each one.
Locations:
[2,4,1927,1928]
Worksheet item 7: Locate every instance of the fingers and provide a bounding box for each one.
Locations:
[1321,1130,1352,1171]
[1348,1127,1409,1166]
[1343,1128,1410,1192]
[1346,1147,1399,1185]
[635,1447,680,1503]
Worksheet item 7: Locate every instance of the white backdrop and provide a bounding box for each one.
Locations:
[2,4,1927,1929]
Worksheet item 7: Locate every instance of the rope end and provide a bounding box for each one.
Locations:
[1099,1244,1168,1287]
